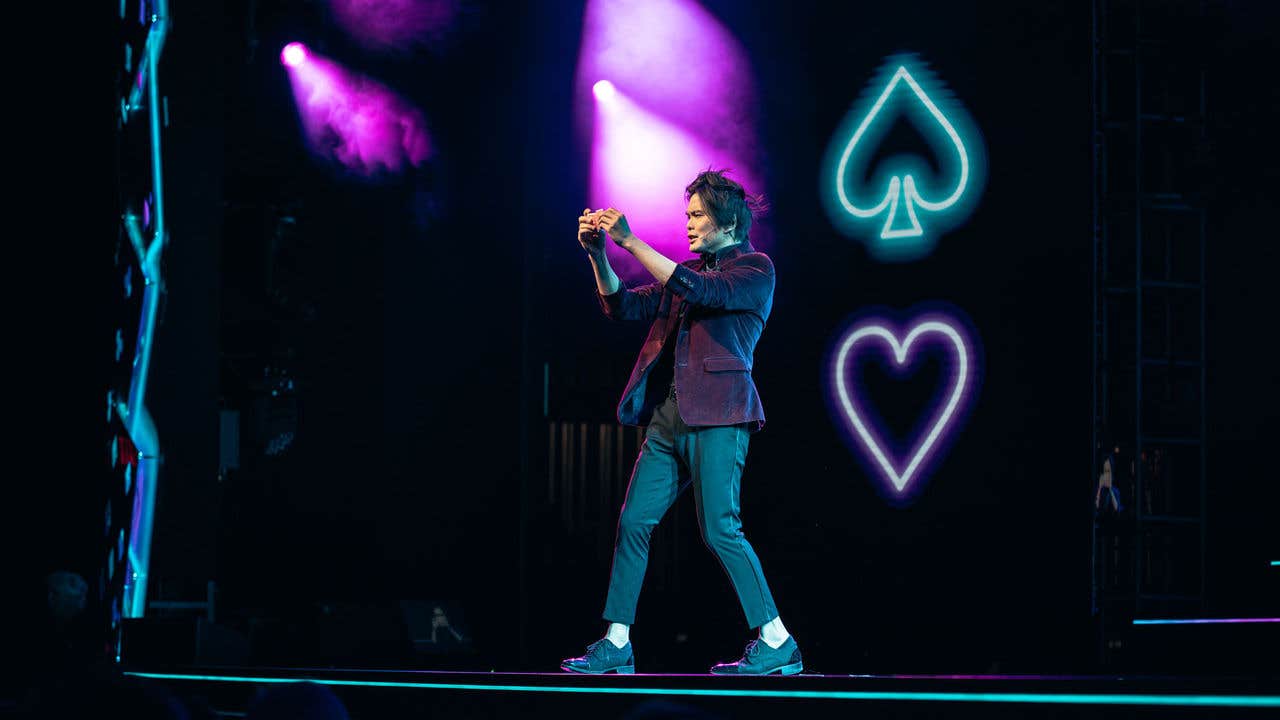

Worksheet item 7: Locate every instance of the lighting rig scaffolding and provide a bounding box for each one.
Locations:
[108,0,170,663]
[1091,0,1210,666]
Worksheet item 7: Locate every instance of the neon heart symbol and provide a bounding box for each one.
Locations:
[831,319,974,495]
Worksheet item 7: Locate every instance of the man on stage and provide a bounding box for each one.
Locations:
[560,170,802,676]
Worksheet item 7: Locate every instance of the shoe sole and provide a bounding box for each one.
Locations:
[560,664,635,674]
[709,661,804,676]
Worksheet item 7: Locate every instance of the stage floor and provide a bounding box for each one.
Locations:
[126,665,1280,718]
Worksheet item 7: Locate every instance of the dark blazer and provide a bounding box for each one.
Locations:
[597,242,775,431]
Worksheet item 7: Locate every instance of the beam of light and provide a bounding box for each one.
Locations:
[821,53,986,262]
[592,79,616,104]
[1271,561,1279,566]
[283,49,432,177]
[826,309,980,504]
[281,42,308,67]
[589,89,761,278]
[577,0,765,280]
[1133,618,1280,625]
[578,0,754,137]
[328,0,462,52]
[123,673,1280,708]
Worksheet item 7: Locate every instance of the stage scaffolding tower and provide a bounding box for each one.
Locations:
[1092,0,1211,666]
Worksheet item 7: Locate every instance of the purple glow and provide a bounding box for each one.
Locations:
[1133,618,1280,625]
[281,42,308,67]
[329,0,461,52]
[578,0,765,279]
[283,51,432,177]
[578,0,754,134]
[590,90,760,271]
[828,312,980,503]
[885,675,1099,681]
[592,80,617,104]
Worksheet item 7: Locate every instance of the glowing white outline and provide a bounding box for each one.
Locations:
[834,66,970,240]
[832,320,970,493]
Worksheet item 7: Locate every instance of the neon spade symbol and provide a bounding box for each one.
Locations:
[827,310,981,503]
[822,54,985,260]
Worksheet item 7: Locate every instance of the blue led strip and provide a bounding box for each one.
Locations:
[124,673,1280,708]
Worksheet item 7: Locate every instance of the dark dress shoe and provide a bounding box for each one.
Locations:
[709,636,802,675]
[560,639,635,674]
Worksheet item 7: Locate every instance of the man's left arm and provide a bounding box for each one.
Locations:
[665,254,773,311]
[621,236,677,286]
[620,235,773,311]
[595,207,773,311]
[595,208,677,285]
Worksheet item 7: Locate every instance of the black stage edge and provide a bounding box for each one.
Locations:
[125,666,1280,719]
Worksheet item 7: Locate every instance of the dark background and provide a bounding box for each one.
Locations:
[19,0,1277,677]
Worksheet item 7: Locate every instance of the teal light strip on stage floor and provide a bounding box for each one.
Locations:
[1271,561,1279,566]
[124,673,1280,708]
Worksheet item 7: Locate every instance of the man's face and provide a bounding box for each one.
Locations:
[686,194,734,254]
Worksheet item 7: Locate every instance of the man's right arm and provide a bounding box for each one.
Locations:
[580,208,622,296]
[580,208,661,321]
[592,251,666,322]
[589,249,621,296]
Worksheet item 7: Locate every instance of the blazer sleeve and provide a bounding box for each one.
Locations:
[666,252,774,311]
[597,280,665,322]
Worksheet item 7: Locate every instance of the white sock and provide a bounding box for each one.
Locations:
[606,622,630,648]
[759,616,790,649]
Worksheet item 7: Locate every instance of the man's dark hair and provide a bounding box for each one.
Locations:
[685,169,768,243]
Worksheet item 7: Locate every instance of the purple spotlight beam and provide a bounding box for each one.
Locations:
[829,311,980,501]
[578,0,767,281]
[282,49,432,177]
[578,0,754,135]
[281,42,307,67]
[593,79,617,103]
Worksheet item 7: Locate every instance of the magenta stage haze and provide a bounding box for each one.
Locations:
[328,0,461,51]
[280,44,431,177]
[576,0,766,280]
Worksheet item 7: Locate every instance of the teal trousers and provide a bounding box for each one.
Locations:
[602,392,779,628]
